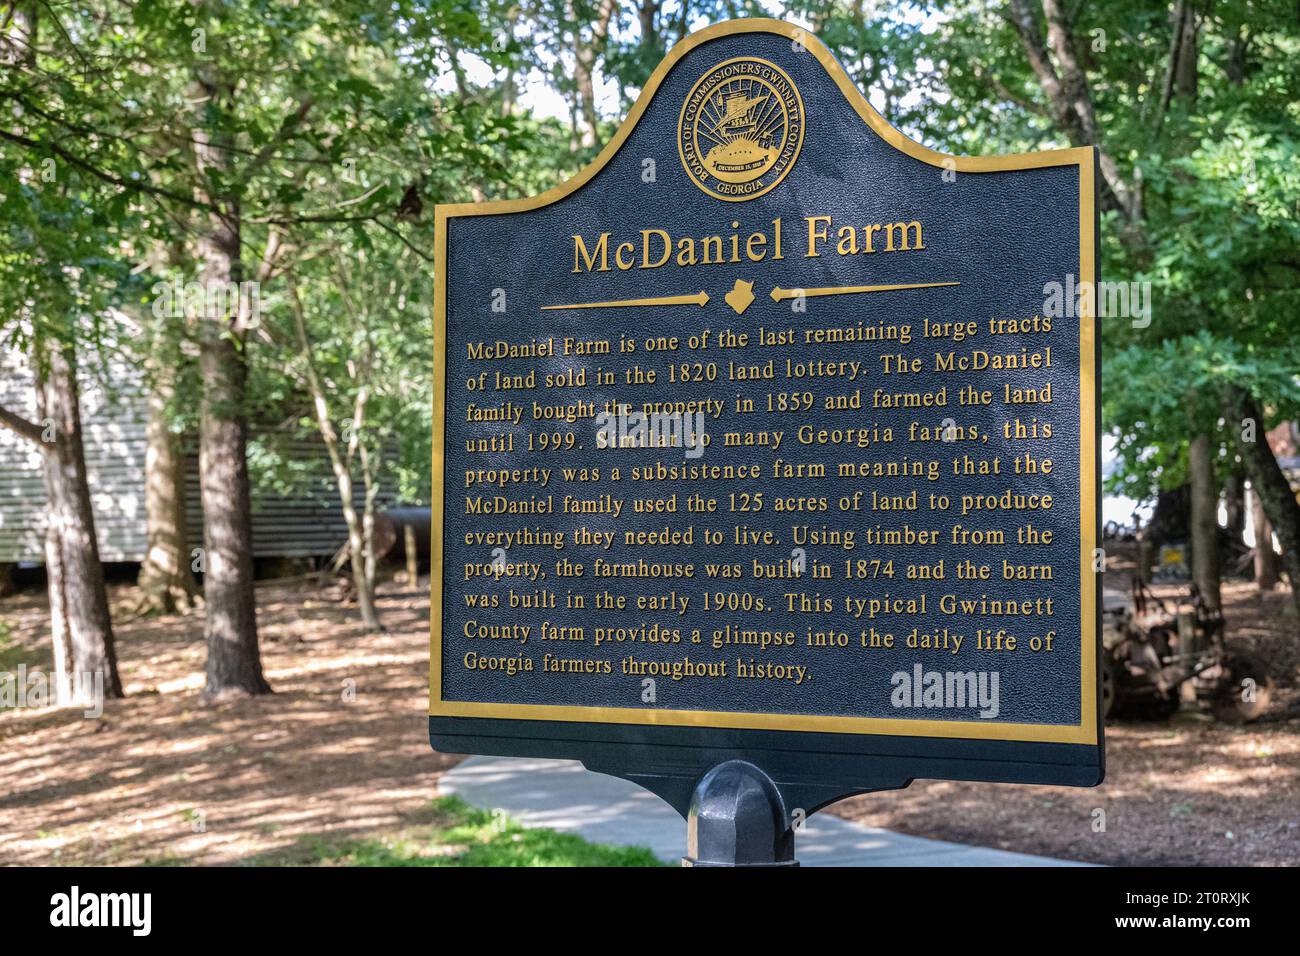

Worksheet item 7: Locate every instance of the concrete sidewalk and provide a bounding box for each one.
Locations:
[439,755,1083,867]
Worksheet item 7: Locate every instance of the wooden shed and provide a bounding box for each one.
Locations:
[0,347,393,565]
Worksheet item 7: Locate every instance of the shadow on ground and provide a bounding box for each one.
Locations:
[0,578,462,865]
[2,570,1296,866]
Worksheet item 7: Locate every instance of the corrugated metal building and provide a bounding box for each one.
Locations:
[0,348,393,564]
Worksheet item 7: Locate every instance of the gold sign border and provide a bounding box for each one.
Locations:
[676,55,806,202]
[431,18,1099,746]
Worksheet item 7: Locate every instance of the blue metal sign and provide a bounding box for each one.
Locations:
[431,18,1102,813]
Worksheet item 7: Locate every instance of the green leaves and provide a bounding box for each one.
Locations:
[7,0,1297,512]
[1104,332,1300,498]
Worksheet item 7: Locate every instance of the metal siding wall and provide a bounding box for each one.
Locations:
[184,443,398,559]
[2,348,397,564]
[0,350,148,563]
[0,351,47,562]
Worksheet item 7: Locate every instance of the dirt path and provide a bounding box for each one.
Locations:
[829,717,1300,866]
[0,578,461,865]
[828,574,1300,866]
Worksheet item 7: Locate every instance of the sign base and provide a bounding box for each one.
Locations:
[682,760,799,867]
[430,715,1102,820]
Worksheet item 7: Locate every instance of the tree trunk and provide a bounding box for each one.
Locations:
[1188,433,1222,610]
[573,0,616,149]
[359,439,380,602]
[1007,0,1138,219]
[195,241,269,694]
[1174,8,1199,98]
[499,3,521,117]
[37,339,124,700]
[3,3,120,703]
[1146,483,1191,547]
[354,519,381,628]
[638,0,659,46]
[404,525,418,586]
[37,450,74,706]
[333,431,381,631]
[285,276,382,631]
[1223,472,1246,547]
[138,354,199,614]
[1226,386,1300,619]
[334,456,380,630]
[191,58,270,697]
[1250,483,1280,591]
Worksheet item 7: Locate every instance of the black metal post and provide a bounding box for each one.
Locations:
[682,759,798,867]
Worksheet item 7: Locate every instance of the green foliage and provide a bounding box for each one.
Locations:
[3,0,575,503]
[1106,331,1300,500]
[886,0,1300,503]
[282,796,664,867]
[5,0,1299,514]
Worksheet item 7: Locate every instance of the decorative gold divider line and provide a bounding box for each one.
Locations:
[769,280,960,301]
[541,291,710,310]
[540,281,958,312]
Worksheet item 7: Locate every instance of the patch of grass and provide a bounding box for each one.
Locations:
[277,796,664,868]
[139,849,186,867]
[0,618,26,670]
[0,616,49,672]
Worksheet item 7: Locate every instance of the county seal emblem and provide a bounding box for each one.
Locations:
[677,56,805,201]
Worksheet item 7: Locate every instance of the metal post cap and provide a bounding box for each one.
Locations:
[683,760,798,867]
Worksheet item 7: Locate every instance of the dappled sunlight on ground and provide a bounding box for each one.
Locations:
[831,720,1300,866]
[830,570,1300,868]
[0,577,460,865]
[2,569,1296,866]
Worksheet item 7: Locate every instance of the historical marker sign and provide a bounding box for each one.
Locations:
[430,18,1102,819]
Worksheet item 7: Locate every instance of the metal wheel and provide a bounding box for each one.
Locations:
[1212,647,1273,723]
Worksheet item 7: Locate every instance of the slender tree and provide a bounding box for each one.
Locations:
[1187,431,1221,609]
[1250,484,1280,591]
[1,0,123,704]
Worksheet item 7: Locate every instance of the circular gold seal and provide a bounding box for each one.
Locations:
[677,57,804,202]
